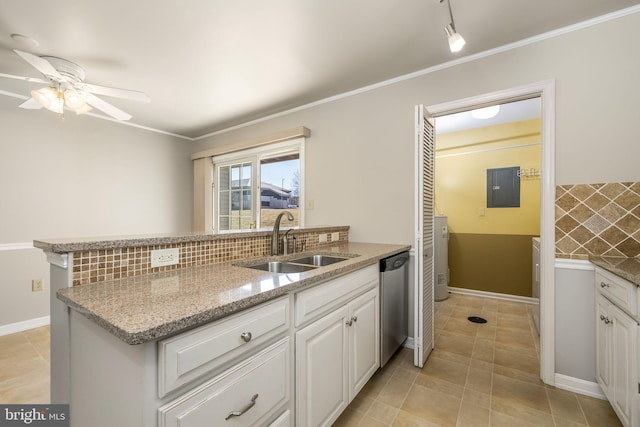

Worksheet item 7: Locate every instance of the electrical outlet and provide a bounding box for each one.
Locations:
[32,278,43,292]
[331,232,340,241]
[318,233,328,243]
[151,248,180,268]
[307,199,314,210]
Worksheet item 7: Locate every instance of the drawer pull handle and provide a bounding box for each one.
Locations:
[240,332,252,343]
[600,282,610,288]
[346,316,358,326]
[225,393,258,420]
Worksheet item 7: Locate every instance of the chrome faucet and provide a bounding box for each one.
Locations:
[271,211,294,255]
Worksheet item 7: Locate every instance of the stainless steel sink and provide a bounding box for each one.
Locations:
[245,261,317,273]
[289,255,350,267]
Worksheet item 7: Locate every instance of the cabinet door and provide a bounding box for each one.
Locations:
[596,295,612,397]
[349,288,380,401]
[610,304,637,427]
[296,306,349,427]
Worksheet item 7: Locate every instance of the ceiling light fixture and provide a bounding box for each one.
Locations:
[30,85,92,118]
[471,105,500,119]
[440,0,465,53]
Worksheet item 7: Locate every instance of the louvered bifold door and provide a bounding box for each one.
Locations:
[414,104,435,368]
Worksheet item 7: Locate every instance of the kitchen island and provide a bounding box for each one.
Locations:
[35,229,410,426]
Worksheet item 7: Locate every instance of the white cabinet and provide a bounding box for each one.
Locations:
[595,268,639,427]
[159,338,291,427]
[296,286,379,426]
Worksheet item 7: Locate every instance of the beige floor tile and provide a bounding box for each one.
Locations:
[392,409,442,427]
[420,355,469,387]
[461,388,491,409]
[465,367,492,394]
[456,402,490,427]
[576,395,623,427]
[360,370,392,399]
[401,384,461,427]
[489,409,544,427]
[360,415,391,427]
[491,363,541,385]
[434,331,475,358]
[413,374,464,399]
[545,387,588,424]
[552,416,588,426]
[493,347,539,375]
[367,400,400,424]
[490,397,554,426]
[491,373,551,413]
[333,407,364,427]
[377,377,413,408]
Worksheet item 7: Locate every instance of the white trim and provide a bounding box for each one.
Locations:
[45,251,69,269]
[435,142,540,159]
[0,242,33,251]
[0,316,50,337]
[448,287,538,305]
[555,258,595,271]
[427,79,556,386]
[554,374,606,400]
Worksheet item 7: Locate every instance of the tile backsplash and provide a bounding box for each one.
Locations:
[556,182,640,259]
[72,227,349,286]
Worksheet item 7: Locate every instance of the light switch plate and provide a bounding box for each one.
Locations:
[331,232,340,241]
[318,233,327,243]
[151,248,180,268]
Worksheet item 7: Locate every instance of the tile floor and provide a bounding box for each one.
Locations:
[0,325,50,404]
[0,294,623,426]
[334,293,622,427]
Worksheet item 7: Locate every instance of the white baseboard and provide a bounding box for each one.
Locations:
[554,373,606,400]
[0,316,50,336]
[403,337,415,350]
[448,286,539,304]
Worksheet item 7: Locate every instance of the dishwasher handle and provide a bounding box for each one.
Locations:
[380,252,410,272]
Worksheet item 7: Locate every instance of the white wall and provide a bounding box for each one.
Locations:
[191,12,640,246]
[0,101,193,328]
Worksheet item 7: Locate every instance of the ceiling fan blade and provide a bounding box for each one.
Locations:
[78,83,150,102]
[14,50,63,80]
[19,97,44,110]
[0,72,49,84]
[80,92,132,121]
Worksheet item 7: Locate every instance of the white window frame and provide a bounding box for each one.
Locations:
[211,137,305,232]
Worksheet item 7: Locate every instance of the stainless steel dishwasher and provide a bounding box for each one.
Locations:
[380,251,410,367]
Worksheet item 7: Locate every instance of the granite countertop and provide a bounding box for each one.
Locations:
[589,256,640,287]
[34,225,348,253]
[57,242,411,345]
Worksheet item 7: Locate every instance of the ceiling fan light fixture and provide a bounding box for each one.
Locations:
[444,24,465,53]
[31,86,57,108]
[73,103,92,115]
[63,89,83,108]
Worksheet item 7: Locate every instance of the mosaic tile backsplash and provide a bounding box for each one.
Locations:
[556,182,640,259]
[72,228,349,286]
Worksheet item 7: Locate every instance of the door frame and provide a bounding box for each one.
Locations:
[426,80,556,385]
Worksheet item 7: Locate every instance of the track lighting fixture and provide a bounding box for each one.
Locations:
[440,0,465,53]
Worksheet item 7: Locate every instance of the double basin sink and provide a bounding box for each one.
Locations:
[243,254,352,273]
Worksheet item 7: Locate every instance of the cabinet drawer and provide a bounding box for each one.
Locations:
[158,337,291,427]
[596,268,638,317]
[295,265,378,327]
[158,296,290,397]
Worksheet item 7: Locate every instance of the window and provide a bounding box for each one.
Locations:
[212,139,304,231]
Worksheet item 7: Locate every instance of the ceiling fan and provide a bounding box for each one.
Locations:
[0,49,149,121]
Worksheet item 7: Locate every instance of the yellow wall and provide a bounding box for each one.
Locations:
[435,119,541,236]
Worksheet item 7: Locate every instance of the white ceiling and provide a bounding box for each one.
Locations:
[0,1,638,139]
